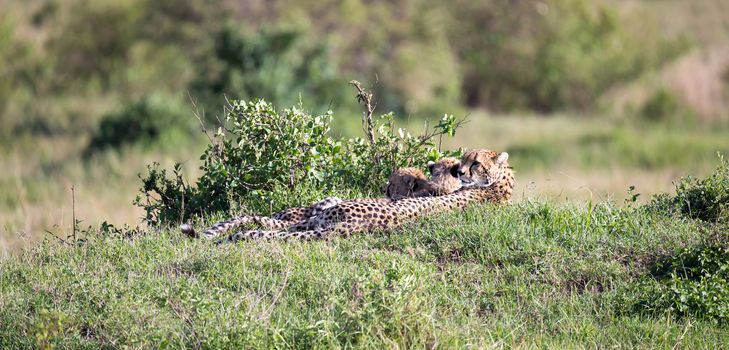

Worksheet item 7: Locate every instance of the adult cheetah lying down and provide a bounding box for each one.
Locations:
[217,149,514,242]
[180,157,463,239]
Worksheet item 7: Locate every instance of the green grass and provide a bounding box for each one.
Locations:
[0,134,206,254]
[1,201,726,348]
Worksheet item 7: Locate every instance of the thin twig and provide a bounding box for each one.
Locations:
[672,319,693,350]
[220,95,235,132]
[187,91,215,145]
[327,96,335,112]
[260,264,292,322]
[45,229,69,246]
[167,298,203,350]
[349,80,376,147]
[415,117,469,150]
[71,185,76,242]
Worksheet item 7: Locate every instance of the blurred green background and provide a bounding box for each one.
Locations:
[1,0,729,253]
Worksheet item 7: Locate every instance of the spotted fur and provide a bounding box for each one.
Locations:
[179,197,343,239]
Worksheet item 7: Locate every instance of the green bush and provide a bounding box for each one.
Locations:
[648,155,729,223]
[136,98,463,225]
[87,95,195,152]
[622,232,729,324]
[621,157,729,323]
[640,88,685,122]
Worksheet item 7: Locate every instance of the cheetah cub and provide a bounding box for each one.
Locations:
[385,157,462,199]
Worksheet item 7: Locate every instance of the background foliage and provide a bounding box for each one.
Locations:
[0,0,714,141]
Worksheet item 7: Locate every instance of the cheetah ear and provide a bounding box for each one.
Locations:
[427,161,435,174]
[494,152,509,165]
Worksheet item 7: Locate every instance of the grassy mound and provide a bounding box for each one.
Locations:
[1,201,727,348]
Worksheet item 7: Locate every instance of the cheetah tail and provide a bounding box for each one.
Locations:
[180,224,197,237]
[180,216,255,240]
[202,216,257,239]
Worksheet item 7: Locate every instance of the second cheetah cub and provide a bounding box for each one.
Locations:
[385,157,462,199]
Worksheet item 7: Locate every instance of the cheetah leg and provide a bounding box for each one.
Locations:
[180,215,293,239]
[307,197,343,215]
[219,227,332,244]
[180,197,342,239]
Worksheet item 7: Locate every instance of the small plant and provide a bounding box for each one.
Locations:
[33,309,67,350]
[647,154,729,223]
[624,185,640,209]
[622,232,729,324]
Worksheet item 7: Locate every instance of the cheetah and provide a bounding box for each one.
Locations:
[426,156,462,196]
[219,149,513,243]
[385,167,428,200]
[457,149,515,202]
[181,157,463,239]
[385,157,462,199]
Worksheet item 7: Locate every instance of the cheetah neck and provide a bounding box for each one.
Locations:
[480,166,515,202]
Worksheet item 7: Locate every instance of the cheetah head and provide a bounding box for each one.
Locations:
[385,167,429,200]
[385,157,462,199]
[458,149,509,188]
[425,157,462,195]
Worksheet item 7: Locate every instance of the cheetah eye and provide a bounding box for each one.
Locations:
[450,165,459,177]
[470,161,480,172]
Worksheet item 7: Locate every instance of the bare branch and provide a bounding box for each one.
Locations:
[44,229,69,246]
[187,91,215,145]
[71,185,76,242]
[349,80,376,147]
